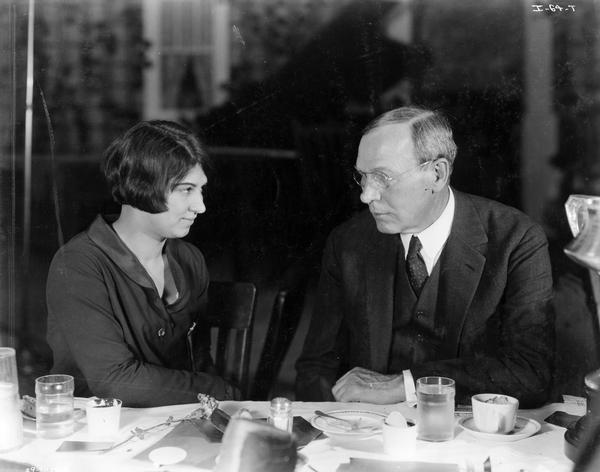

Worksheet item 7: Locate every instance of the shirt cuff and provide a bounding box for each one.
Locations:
[402,369,417,406]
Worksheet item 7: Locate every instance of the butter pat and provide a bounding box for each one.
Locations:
[386,411,408,428]
[21,394,36,418]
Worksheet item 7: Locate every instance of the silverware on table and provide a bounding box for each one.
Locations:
[313,410,380,433]
[314,410,359,430]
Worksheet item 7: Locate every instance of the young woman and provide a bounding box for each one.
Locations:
[46,121,239,407]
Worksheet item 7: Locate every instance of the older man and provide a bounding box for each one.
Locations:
[295,107,553,407]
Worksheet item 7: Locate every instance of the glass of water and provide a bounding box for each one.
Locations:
[416,376,455,441]
[0,347,23,451]
[35,374,75,439]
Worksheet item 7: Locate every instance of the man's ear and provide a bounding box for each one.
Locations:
[432,158,451,189]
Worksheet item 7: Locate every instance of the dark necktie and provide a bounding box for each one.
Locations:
[406,235,428,296]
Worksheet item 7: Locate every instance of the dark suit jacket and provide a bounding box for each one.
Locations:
[295,190,554,407]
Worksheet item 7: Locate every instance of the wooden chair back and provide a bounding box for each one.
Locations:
[207,281,257,398]
[251,285,306,400]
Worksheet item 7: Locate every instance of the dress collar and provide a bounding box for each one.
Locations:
[86,214,166,289]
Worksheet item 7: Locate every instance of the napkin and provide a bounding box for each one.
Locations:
[57,440,114,452]
[135,416,324,469]
[135,418,221,469]
[544,411,580,429]
[293,416,325,447]
[485,446,572,472]
[336,458,459,472]
[0,458,36,472]
[254,416,324,447]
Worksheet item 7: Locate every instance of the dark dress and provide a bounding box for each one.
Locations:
[47,215,239,407]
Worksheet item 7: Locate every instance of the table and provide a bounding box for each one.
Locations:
[0,400,583,472]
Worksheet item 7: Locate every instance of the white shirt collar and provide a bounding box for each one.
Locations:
[400,188,455,274]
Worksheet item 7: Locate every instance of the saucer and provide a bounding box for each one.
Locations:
[459,416,541,441]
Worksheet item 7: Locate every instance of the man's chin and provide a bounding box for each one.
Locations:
[373,218,398,234]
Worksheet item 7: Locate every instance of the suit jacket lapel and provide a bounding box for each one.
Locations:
[364,230,398,373]
[438,190,488,358]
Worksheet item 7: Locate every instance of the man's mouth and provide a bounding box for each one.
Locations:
[370,210,388,218]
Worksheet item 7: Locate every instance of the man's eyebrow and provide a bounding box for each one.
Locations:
[354,166,389,173]
[357,167,391,174]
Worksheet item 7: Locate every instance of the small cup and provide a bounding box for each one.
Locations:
[86,398,122,439]
[471,393,519,434]
[382,419,417,458]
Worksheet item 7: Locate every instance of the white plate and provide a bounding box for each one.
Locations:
[20,397,87,421]
[310,410,385,438]
[459,416,541,441]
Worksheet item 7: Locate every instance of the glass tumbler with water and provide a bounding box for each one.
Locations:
[416,376,455,441]
[35,374,75,438]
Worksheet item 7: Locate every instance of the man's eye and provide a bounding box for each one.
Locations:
[373,173,389,183]
[180,186,194,193]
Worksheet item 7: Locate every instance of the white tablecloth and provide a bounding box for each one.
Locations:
[0,400,583,472]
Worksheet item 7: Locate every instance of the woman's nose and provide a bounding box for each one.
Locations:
[190,193,206,214]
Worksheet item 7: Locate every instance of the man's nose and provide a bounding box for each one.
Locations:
[359,184,381,204]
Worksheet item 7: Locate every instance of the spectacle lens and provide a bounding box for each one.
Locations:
[353,161,432,192]
[352,169,366,188]
[352,169,392,191]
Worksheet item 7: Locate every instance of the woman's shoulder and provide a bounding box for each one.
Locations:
[49,231,107,272]
[51,215,111,258]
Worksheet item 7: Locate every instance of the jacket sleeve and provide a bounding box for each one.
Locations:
[410,224,554,408]
[46,247,240,407]
[295,230,348,401]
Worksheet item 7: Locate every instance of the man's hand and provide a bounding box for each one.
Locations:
[331,367,406,404]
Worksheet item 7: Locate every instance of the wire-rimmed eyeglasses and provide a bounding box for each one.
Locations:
[353,161,431,192]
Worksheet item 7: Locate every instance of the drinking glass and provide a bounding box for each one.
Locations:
[564,195,600,271]
[416,376,455,441]
[0,347,23,451]
[35,374,75,439]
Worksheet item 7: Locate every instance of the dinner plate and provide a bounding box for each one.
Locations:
[458,416,541,442]
[309,410,385,438]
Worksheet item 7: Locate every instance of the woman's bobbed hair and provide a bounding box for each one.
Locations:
[103,120,207,213]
